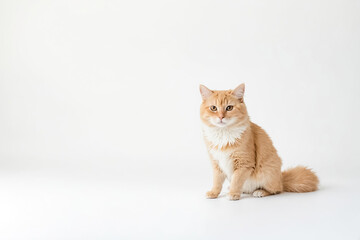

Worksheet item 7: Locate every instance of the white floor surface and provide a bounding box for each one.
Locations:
[0,167,359,240]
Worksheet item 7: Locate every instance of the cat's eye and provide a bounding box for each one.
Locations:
[209,105,217,111]
[226,105,233,111]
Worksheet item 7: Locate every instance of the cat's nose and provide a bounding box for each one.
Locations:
[218,113,225,122]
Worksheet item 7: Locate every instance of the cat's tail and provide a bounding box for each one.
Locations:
[282,166,319,192]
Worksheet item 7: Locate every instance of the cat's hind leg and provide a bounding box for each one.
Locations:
[252,189,270,198]
[253,176,283,198]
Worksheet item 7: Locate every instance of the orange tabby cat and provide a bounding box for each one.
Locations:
[200,84,319,200]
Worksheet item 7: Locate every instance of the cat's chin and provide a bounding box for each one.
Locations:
[212,122,228,128]
[208,121,232,128]
[209,119,236,128]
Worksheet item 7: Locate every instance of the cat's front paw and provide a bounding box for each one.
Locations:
[228,192,241,201]
[206,190,220,199]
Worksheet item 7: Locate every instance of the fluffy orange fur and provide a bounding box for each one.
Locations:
[200,84,319,200]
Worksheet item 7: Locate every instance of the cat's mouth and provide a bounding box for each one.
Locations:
[209,117,237,128]
[211,120,229,127]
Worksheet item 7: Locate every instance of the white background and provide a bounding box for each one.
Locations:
[0,0,359,239]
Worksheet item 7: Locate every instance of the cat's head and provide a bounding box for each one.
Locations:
[199,84,249,128]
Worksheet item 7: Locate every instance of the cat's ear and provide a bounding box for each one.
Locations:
[232,83,245,100]
[199,84,213,100]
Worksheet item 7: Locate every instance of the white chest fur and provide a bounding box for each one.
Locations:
[203,124,249,179]
[202,124,248,148]
[209,148,233,178]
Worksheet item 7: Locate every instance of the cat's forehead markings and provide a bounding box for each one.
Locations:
[209,91,234,106]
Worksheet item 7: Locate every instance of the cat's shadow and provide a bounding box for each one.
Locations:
[217,188,325,200]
